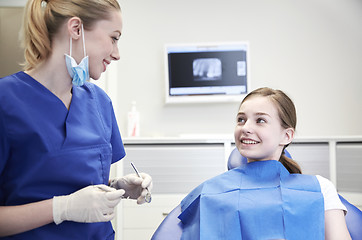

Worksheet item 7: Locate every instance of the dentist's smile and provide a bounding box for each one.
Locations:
[103,60,110,72]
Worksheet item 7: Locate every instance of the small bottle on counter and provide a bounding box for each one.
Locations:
[127,101,140,137]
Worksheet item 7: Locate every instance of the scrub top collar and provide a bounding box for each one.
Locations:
[20,71,77,112]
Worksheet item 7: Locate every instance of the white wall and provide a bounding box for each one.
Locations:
[1,0,361,138]
[115,0,362,138]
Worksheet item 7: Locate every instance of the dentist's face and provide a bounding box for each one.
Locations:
[84,10,122,80]
[234,96,287,162]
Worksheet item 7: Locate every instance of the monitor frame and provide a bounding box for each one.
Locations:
[164,42,250,104]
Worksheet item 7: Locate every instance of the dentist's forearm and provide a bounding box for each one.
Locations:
[0,199,53,237]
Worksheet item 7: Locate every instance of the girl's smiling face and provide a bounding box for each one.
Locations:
[234,95,294,162]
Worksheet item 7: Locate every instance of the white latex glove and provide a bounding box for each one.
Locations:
[53,184,125,225]
[109,173,153,204]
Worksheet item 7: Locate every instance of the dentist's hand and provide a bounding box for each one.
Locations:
[53,184,125,224]
[109,173,153,204]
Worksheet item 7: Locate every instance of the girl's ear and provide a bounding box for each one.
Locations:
[67,17,82,40]
[280,127,295,146]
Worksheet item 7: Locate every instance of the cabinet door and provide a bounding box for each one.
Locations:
[122,144,226,194]
[287,143,330,178]
[336,143,362,193]
[123,194,185,240]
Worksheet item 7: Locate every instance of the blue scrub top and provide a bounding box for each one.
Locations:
[0,72,126,239]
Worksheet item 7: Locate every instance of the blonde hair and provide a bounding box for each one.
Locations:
[240,87,302,174]
[22,0,121,70]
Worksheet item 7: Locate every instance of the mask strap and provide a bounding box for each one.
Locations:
[68,24,86,58]
[69,36,72,56]
[81,24,86,57]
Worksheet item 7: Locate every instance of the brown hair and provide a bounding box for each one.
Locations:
[22,0,121,70]
[241,87,302,174]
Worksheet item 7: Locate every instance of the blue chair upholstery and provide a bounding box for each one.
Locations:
[227,147,292,170]
[339,195,362,239]
[151,204,183,240]
[151,148,362,240]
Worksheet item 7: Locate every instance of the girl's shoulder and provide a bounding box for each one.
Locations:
[315,175,347,213]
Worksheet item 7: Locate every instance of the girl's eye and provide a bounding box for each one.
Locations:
[237,117,246,124]
[256,118,266,123]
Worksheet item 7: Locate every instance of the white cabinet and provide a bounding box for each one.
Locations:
[122,194,185,240]
[287,143,330,178]
[336,143,362,193]
[122,144,226,194]
[116,141,226,240]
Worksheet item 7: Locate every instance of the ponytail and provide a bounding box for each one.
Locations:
[279,148,302,174]
[22,0,51,70]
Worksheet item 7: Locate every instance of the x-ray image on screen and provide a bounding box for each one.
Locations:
[193,58,222,81]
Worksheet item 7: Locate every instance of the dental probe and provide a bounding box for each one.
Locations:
[130,162,152,203]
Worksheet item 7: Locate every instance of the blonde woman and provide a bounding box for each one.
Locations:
[0,0,152,238]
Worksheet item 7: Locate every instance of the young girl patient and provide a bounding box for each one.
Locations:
[179,87,351,240]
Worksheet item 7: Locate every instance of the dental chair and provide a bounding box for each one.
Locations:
[151,148,362,240]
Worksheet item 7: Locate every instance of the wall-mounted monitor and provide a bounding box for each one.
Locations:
[164,42,250,103]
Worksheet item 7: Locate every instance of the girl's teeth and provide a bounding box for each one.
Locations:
[242,140,257,144]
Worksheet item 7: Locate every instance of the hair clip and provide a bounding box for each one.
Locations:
[41,0,47,8]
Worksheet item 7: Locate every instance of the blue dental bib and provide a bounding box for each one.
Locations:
[179,160,324,240]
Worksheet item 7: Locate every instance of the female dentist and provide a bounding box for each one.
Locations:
[0,0,152,239]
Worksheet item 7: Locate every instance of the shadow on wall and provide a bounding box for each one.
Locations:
[0,7,25,78]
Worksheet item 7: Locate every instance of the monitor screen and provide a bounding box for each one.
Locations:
[165,42,249,103]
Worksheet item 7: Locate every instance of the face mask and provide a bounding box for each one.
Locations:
[65,24,89,86]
